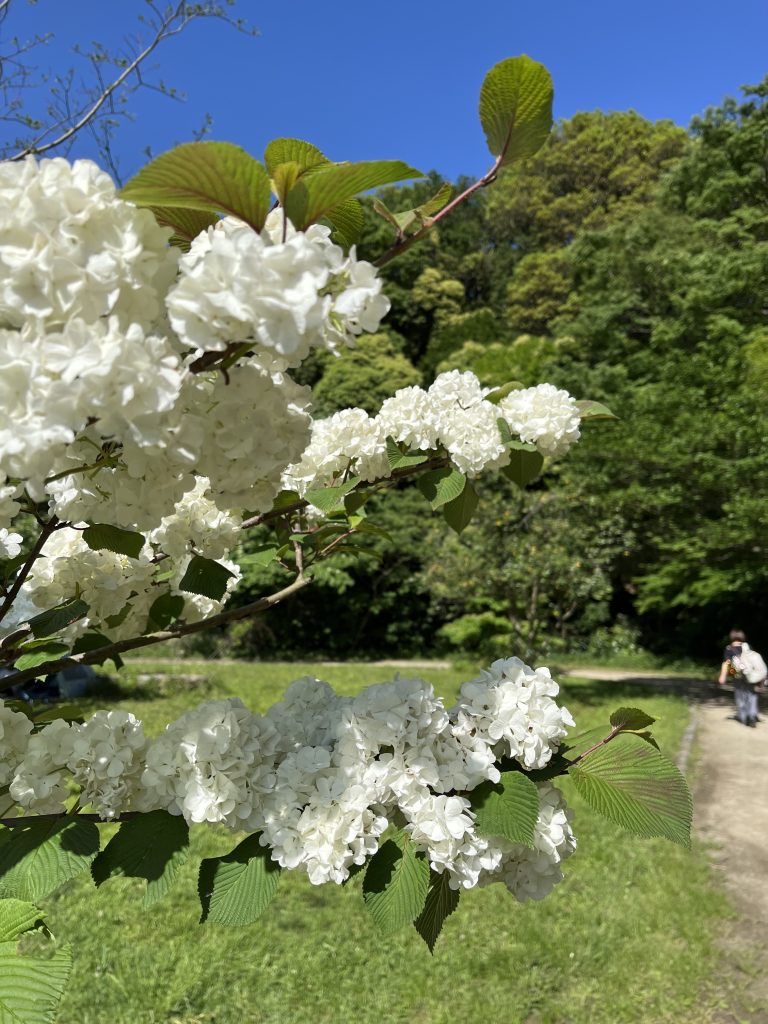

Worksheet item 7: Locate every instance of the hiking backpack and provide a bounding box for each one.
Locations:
[734,642,768,684]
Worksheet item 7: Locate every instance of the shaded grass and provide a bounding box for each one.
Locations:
[30,661,729,1024]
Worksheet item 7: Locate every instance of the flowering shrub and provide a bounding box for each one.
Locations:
[0,55,691,1021]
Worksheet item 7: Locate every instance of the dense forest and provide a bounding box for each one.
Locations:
[219,77,768,664]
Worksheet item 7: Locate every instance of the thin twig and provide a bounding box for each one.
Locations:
[0,811,144,828]
[0,516,59,625]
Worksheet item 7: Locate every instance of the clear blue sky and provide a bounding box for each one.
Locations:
[2,0,767,182]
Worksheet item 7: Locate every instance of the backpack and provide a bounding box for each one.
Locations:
[733,642,768,685]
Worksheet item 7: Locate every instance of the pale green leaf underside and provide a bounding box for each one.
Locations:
[198,833,281,926]
[479,55,553,167]
[0,900,45,943]
[0,821,99,901]
[569,733,692,846]
[470,771,539,847]
[363,836,429,934]
[0,941,71,1024]
[264,137,329,176]
[417,468,466,510]
[324,198,365,247]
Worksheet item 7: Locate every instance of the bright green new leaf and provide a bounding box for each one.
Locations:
[13,641,70,673]
[306,477,361,516]
[479,55,553,168]
[569,733,692,847]
[28,600,89,639]
[502,448,544,489]
[484,381,526,405]
[417,468,466,510]
[237,547,279,569]
[82,523,144,560]
[363,836,429,935]
[470,771,540,847]
[178,555,235,601]
[264,137,329,176]
[442,478,479,534]
[413,870,460,954]
[324,198,365,247]
[0,900,45,943]
[283,159,422,230]
[92,811,189,908]
[198,833,280,926]
[609,707,657,732]
[373,182,453,236]
[385,437,429,471]
[576,400,617,421]
[0,820,100,901]
[121,142,272,232]
[0,940,72,1024]
[149,206,219,249]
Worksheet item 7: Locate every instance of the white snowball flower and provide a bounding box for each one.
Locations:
[499,383,581,457]
[282,407,388,496]
[451,656,575,770]
[10,719,76,814]
[68,710,148,819]
[149,476,242,563]
[0,528,22,560]
[0,156,177,332]
[375,385,439,453]
[0,700,34,786]
[404,792,502,890]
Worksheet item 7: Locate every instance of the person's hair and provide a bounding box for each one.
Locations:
[729,628,746,643]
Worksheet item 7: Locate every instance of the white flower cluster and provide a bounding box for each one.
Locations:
[166,213,389,368]
[2,658,576,899]
[284,373,582,496]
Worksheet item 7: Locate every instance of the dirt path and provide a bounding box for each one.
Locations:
[569,668,768,1021]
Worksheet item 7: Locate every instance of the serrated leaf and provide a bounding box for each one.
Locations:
[264,137,329,176]
[0,820,100,901]
[363,836,429,935]
[609,707,657,732]
[469,771,540,847]
[0,940,72,1024]
[146,593,185,631]
[372,197,403,232]
[283,160,422,230]
[502,448,544,489]
[13,642,69,673]
[0,900,45,942]
[92,811,189,908]
[198,833,280,926]
[325,198,364,247]
[82,524,144,560]
[385,437,429,471]
[413,870,460,954]
[442,479,479,534]
[479,55,553,167]
[569,733,692,847]
[485,381,526,405]
[372,183,452,237]
[177,556,234,601]
[270,489,301,513]
[150,205,219,249]
[416,181,453,218]
[237,547,279,569]
[306,478,361,516]
[70,632,122,670]
[417,468,466,511]
[28,600,89,640]
[575,399,617,420]
[121,142,272,231]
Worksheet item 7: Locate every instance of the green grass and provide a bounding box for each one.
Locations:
[27,661,729,1024]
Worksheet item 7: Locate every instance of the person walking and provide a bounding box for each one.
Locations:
[718,629,760,727]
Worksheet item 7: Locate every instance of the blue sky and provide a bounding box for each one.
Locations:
[2,1,766,183]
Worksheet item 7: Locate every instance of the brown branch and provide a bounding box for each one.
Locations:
[0,810,144,828]
[0,571,311,690]
[0,515,59,625]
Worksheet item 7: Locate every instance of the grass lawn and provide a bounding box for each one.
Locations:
[28,660,729,1024]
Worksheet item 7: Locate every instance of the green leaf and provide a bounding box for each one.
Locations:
[609,707,657,732]
[237,547,279,569]
[576,399,617,421]
[92,811,189,908]
[121,142,272,232]
[264,137,329,177]
[283,160,422,230]
[469,771,540,847]
[442,479,479,534]
[413,870,460,954]
[146,593,185,631]
[479,55,553,167]
[177,555,235,601]
[0,900,45,942]
[0,820,100,901]
[0,940,72,1024]
[385,437,429,471]
[306,477,361,516]
[502,448,544,489]
[28,600,89,639]
[13,642,69,673]
[70,632,122,670]
[417,468,466,510]
[324,198,364,247]
[485,381,526,405]
[149,206,219,249]
[270,489,301,513]
[373,182,453,236]
[362,835,429,935]
[198,833,280,926]
[569,733,692,847]
[82,524,144,560]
